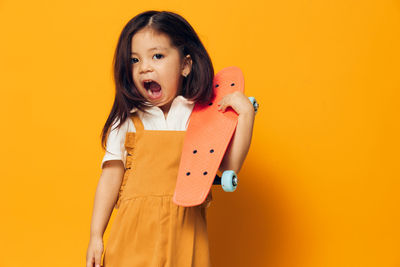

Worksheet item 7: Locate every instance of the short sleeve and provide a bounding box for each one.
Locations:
[101,117,135,169]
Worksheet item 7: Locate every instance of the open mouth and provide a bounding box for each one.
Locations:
[143,80,162,99]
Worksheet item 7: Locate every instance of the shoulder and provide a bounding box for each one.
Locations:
[171,95,195,116]
[107,115,136,141]
[175,95,195,106]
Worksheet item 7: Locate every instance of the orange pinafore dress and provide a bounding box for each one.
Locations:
[103,113,212,267]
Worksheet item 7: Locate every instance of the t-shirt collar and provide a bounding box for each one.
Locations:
[129,95,194,113]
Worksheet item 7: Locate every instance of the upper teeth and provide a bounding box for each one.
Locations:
[143,80,152,90]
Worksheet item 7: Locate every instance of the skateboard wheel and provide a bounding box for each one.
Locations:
[248,97,259,115]
[221,170,238,192]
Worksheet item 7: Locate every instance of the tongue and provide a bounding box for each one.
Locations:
[150,82,161,92]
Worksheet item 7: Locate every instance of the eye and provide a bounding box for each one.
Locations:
[130,58,138,64]
[153,54,164,60]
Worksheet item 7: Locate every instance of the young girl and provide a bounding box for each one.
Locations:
[86,10,255,267]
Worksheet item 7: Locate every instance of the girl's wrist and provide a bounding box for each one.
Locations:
[90,231,104,239]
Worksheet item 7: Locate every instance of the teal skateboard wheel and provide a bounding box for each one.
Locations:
[221,170,238,192]
[248,96,259,115]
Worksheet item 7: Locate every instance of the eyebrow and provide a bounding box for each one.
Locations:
[131,47,167,55]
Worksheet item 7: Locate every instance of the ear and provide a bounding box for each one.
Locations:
[181,55,192,77]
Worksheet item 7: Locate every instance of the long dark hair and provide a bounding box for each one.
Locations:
[101,10,214,150]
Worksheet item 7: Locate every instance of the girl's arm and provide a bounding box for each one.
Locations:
[217,91,256,174]
[89,160,125,238]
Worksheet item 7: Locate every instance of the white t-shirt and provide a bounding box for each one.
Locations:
[101,95,195,169]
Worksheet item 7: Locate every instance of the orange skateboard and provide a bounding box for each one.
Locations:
[173,66,258,207]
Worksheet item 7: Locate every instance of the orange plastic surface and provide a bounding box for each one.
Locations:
[173,66,244,207]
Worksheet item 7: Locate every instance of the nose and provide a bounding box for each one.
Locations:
[139,59,153,74]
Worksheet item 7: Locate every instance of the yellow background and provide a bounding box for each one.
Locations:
[1,0,399,266]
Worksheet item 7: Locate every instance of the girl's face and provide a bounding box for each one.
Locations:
[130,28,192,114]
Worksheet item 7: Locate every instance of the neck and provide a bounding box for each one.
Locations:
[160,103,171,120]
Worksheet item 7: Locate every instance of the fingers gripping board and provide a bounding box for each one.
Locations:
[173,66,244,207]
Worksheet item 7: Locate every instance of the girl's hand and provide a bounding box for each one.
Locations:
[86,236,104,267]
[217,91,255,117]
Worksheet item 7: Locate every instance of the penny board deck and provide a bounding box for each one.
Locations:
[173,66,244,207]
